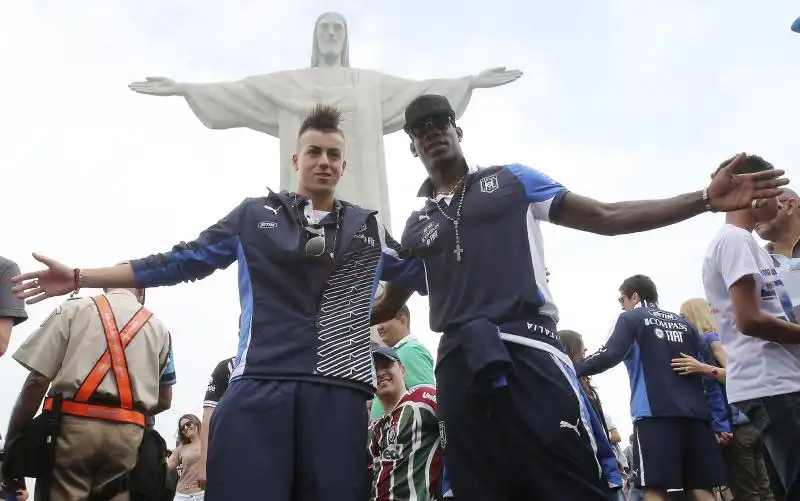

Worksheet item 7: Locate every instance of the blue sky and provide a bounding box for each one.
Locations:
[1,1,798,449]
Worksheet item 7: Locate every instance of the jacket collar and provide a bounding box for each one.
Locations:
[272,189,343,213]
[105,289,141,302]
[394,333,417,349]
[269,189,377,261]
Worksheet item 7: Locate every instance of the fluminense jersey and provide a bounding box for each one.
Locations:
[369,385,441,501]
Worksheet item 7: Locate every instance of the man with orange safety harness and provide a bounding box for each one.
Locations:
[4,285,175,501]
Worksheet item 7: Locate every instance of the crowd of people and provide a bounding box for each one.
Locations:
[0,91,797,501]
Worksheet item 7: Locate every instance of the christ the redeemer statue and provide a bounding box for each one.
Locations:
[129,12,522,230]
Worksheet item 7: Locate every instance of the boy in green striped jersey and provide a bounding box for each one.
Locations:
[369,346,442,501]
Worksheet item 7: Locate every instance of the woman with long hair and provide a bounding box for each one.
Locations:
[559,330,608,424]
[167,414,205,500]
[559,330,628,501]
[673,298,775,501]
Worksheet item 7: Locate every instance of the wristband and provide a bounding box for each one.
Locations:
[710,367,718,377]
[702,187,716,213]
[73,268,82,293]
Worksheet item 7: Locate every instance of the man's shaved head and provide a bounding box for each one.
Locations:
[755,186,800,243]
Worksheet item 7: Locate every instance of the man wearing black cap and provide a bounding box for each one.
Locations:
[368,346,441,501]
[371,94,789,500]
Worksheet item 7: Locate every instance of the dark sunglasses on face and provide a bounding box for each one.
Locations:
[180,421,194,431]
[618,296,626,305]
[406,115,453,138]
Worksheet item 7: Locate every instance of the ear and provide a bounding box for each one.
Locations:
[292,152,299,171]
[786,198,797,216]
[340,159,347,176]
[410,142,418,158]
[456,127,463,141]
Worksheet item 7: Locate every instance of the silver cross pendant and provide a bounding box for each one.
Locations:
[453,244,464,262]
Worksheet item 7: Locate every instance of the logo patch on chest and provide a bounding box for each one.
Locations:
[387,426,397,444]
[355,233,376,246]
[479,174,500,193]
[421,221,440,246]
[258,221,277,229]
[262,204,282,215]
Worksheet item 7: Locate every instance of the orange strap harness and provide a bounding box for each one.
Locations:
[44,295,153,427]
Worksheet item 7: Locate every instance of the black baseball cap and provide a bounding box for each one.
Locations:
[372,345,401,364]
[403,94,455,134]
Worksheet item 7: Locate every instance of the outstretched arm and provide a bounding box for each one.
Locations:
[129,76,280,135]
[82,263,138,289]
[552,154,787,236]
[554,191,707,236]
[12,201,248,304]
[575,314,637,377]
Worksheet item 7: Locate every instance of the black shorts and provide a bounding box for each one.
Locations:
[630,417,726,491]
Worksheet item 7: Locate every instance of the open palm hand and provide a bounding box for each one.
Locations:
[473,67,523,89]
[707,153,789,211]
[10,253,75,304]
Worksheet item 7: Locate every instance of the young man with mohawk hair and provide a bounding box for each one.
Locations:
[10,104,427,501]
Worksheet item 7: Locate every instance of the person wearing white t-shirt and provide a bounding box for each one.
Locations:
[702,154,800,499]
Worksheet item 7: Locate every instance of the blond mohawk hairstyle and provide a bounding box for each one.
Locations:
[298,103,343,137]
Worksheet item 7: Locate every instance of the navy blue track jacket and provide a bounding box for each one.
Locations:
[574,302,730,433]
[130,191,426,394]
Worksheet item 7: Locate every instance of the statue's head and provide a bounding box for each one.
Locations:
[293,104,347,198]
[311,12,350,67]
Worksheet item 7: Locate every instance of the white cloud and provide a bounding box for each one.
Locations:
[1,1,798,472]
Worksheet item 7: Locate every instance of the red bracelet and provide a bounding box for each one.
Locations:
[710,367,719,377]
[73,268,82,293]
